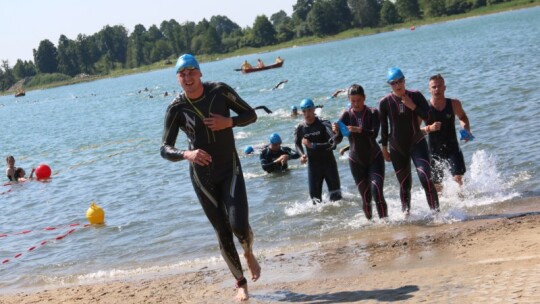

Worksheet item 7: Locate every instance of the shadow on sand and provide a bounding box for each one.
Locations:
[256,285,419,303]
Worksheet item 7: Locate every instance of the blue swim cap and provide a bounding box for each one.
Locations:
[269,133,282,144]
[300,98,315,110]
[244,145,254,154]
[291,105,297,110]
[175,54,200,74]
[387,67,405,83]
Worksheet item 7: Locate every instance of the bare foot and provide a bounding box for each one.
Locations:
[235,284,249,302]
[244,253,261,281]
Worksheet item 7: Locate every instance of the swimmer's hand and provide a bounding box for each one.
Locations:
[184,149,212,166]
[204,113,233,131]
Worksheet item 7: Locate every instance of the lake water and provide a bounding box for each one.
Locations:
[1,7,539,291]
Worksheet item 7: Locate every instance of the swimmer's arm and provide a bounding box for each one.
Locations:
[160,105,186,162]
[452,99,471,132]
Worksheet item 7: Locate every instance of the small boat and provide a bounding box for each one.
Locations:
[14,90,25,97]
[238,60,284,74]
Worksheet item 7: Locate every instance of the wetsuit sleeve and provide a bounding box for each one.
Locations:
[378,99,389,146]
[260,147,278,173]
[294,124,306,155]
[160,103,185,162]
[284,147,300,160]
[334,112,347,145]
[412,91,429,121]
[312,120,336,150]
[220,83,257,127]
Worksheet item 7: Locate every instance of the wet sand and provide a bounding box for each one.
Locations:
[2,198,540,303]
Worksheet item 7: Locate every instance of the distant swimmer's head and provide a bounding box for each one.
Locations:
[291,105,297,111]
[269,133,282,145]
[175,54,200,74]
[386,67,405,84]
[347,84,365,96]
[300,98,315,110]
[244,145,254,154]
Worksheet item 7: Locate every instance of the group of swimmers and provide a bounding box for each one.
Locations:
[161,53,473,301]
[249,68,473,222]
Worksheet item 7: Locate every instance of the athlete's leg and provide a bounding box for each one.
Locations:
[349,159,372,219]
[430,153,445,192]
[369,154,388,219]
[190,166,245,281]
[389,145,412,213]
[448,149,466,186]
[411,139,439,211]
[308,162,324,203]
[325,157,342,201]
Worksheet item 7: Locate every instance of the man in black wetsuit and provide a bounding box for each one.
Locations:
[160,54,260,301]
[379,68,439,215]
[294,98,342,204]
[423,74,472,192]
[260,133,300,173]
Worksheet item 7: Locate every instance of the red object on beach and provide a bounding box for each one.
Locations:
[35,164,52,180]
[410,26,416,31]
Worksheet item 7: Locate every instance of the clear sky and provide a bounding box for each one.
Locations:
[1,0,296,65]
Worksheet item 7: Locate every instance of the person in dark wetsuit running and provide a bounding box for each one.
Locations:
[379,68,439,215]
[160,54,260,302]
[294,98,342,204]
[260,133,300,173]
[334,84,388,220]
[423,74,472,192]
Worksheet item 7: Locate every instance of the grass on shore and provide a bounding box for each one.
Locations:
[4,0,538,95]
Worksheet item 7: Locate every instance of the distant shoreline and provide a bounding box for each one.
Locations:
[2,1,538,97]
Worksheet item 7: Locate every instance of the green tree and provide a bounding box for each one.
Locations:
[151,40,173,61]
[210,15,241,38]
[270,10,292,28]
[420,0,446,17]
[33,39,59,73]
[75,34,99,74]
[445,0,471,15]
[0,60,16,91]
[13,60,36,79]
[199,26,222,54]
[330,0,353,31]
[57,35,80,76]
[307,0,342,36]
[250,15,277,47]
[396,0,421,21]
[293,0,314,23]
[380,0,402,25]
[349,0,382,28]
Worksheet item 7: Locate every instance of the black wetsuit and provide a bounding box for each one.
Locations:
[294,117,342,203]
[336,106,388,219]
[260,145,300,173]
[160,82,257,281]
[426,98,466,183]
[379,90,439,212]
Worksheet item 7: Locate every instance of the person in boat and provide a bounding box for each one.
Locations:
[379,67,439,215]
[160,54,261,301]
[423,73,472,192]
[257,59,265,68]
[241,60,252,70]
[260,133,300,173]
[294,98,342,204]
[275,56,283,63]
[333,84,388,220]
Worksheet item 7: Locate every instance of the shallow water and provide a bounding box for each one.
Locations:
[0,7,539,291]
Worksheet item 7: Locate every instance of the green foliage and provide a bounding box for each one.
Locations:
[421,0,447,17]
[445,0,473,15]
[250,15,277,47]
[13,60,36,79]
[380,0,403,25]
[34,39,59,73]
[396,0,422,21]
[293,0,314,23]
[350,0,382,27]
[25,73,71,87]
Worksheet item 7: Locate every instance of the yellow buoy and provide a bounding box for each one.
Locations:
[86,202,105,224]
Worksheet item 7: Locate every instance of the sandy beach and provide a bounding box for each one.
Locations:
[1,198,539,304]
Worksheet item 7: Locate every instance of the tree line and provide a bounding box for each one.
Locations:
[0,0,513,92]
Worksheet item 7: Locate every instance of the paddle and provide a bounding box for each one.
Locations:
[234,69,243,71]
[254,106,272,114]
